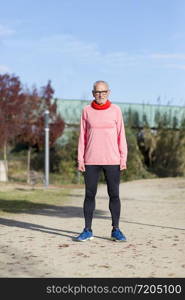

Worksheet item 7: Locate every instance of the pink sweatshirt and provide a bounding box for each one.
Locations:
[78,103,128,166]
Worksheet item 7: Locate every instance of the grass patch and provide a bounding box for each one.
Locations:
[0,187,72,215]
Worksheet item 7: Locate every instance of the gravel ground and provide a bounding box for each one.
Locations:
[0,177,185,278]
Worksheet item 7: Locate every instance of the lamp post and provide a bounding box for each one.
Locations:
[44,110,49,188]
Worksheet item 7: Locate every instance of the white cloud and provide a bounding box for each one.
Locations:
[165,63,185,70]
[0,24,15,37]
[170,33,185,40]
[148,52,185,70]
[36,34,140,69]
[38,34,101,62]
[4,32,185,75]
[149,53,185,60]
[0,65,10,72]
[5,33,138,69]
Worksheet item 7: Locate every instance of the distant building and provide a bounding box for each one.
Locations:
[54,99,185,145]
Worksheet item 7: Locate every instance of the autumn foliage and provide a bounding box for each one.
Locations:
[0,74,24,149]
[0,73,65,181]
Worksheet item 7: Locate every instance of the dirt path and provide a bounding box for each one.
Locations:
[0,177,185,278]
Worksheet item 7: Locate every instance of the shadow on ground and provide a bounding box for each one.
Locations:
[0,217,112,241]
[0,198,110,219]
[0,217,79,239]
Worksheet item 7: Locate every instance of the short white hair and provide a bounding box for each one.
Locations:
[93,80,109,91]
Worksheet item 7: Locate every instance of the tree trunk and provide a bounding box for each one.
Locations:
[27,146,32,184]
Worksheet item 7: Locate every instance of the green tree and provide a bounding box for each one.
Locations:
[121,127,152,181]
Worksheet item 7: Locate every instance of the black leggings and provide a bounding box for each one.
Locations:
[83,165,121,229]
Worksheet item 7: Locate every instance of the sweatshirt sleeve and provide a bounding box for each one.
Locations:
[116,107,128,166]
[78,108,87,164]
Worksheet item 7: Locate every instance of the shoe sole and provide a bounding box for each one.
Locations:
[111,237,127,242]
[76,236,94,242]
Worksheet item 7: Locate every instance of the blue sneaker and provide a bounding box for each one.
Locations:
[111,228,126,242]
[76,228,94,242]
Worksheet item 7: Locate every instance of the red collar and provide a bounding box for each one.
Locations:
[91,100,111,110]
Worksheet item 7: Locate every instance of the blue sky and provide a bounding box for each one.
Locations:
[0,0,185,105]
